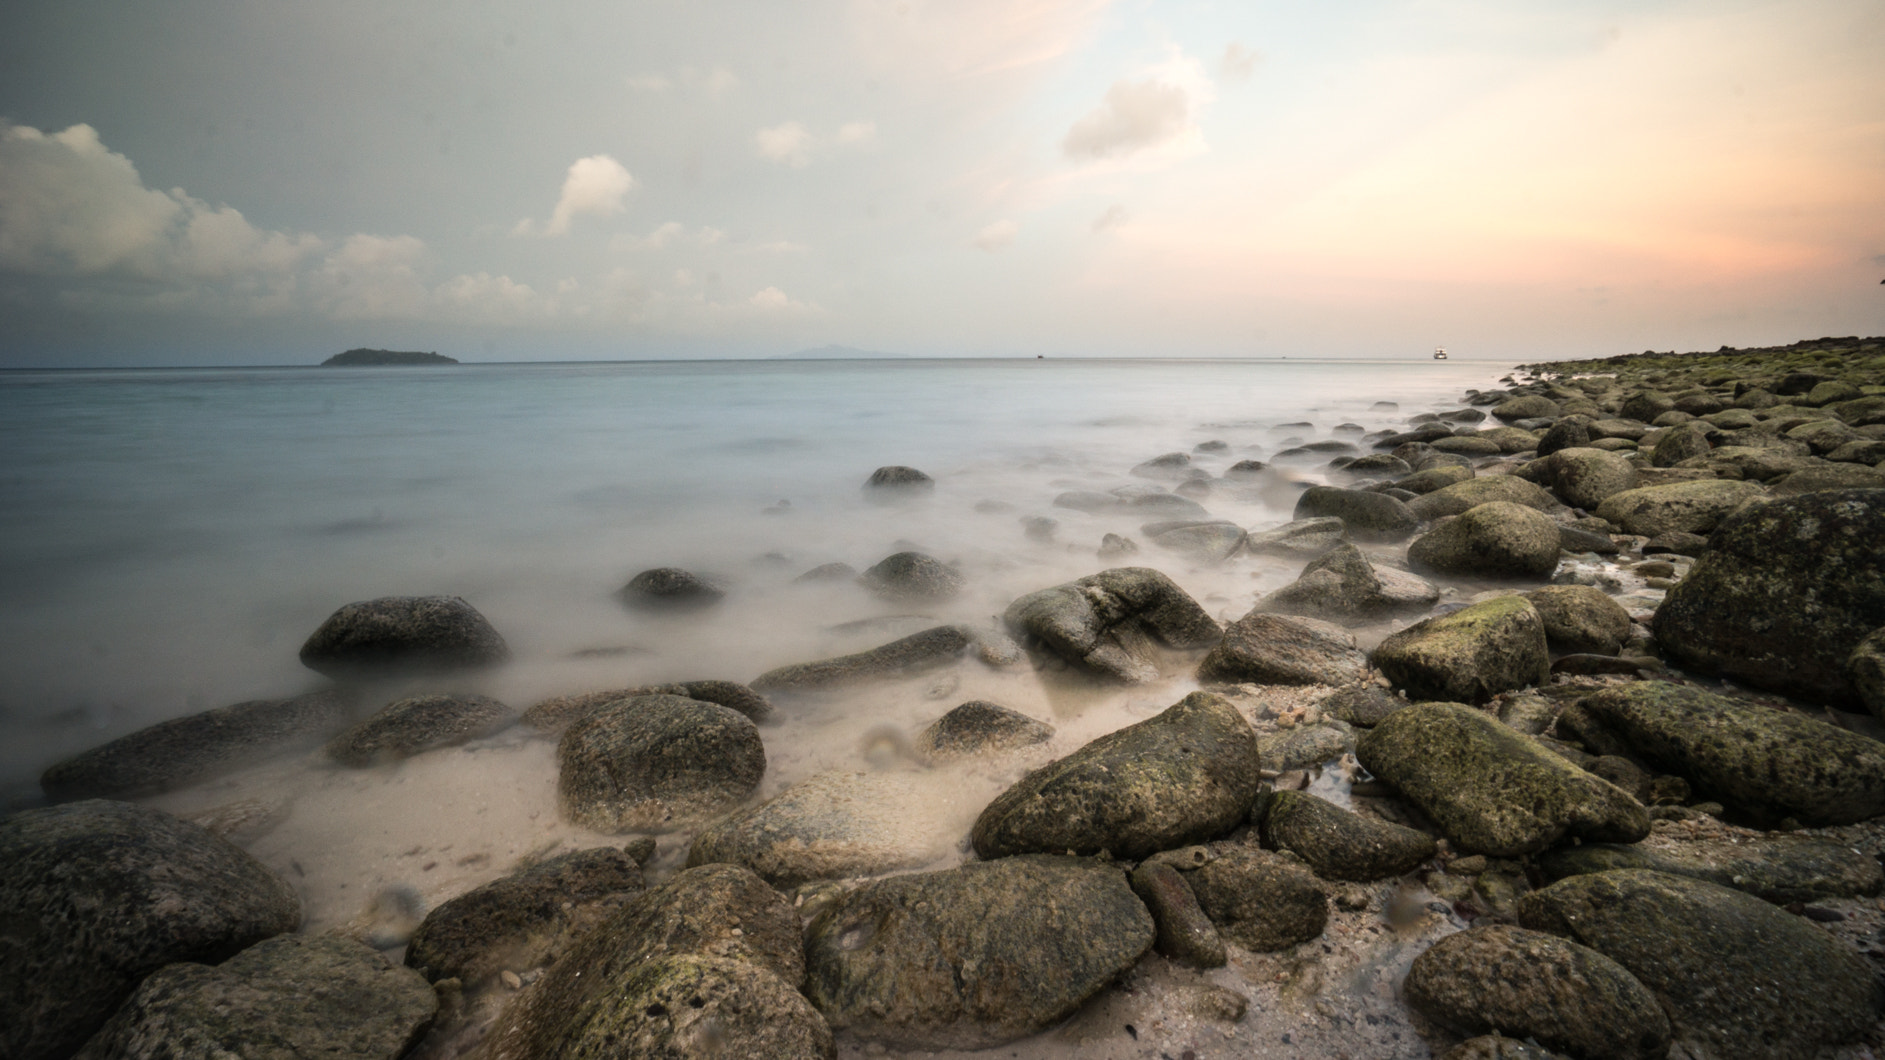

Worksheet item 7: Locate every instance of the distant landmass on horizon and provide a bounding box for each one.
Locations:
[775,344,906,360]
[322,348,459,366]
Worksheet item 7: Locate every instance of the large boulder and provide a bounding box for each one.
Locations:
[1407,476,1557,521]
[1592,479,1767,537]
[1519,870,1883,1060]
[687,771,955,886]
[1243,516,1348,556]
[0,801,301,1060]
[617,567,725,609]
[522,679,773,732]
[971,691,1261,860]
[1403,924,1670,1060]
[859,551,963,599]
[1653,489,1885,709]
[1256,790,1435,881]
[1406,502,1562,579]
[1002,567,1221,683]
[40,690,351,801]
[1526,448,1639,510]
[1538,835,1884,905]
[1356,703,1649,856]
[801,855,1152,1050]
[299,595,509,676]
[1525,585,1633,655]
[557,694,766,832]
[1196,612,1370,687]
[1183,844,1329,951]
[1370,596,1550,704]
[1292,486,1418,540]
[1557,682,1885,826]
[74,934,436,1060]
[476,863,832,1060]
[750,625,1000,693]
[324,693,512,767]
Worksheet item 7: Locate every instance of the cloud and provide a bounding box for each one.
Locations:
[756,122,814,167]
[608,222,727,253]
[973,219,1019,251]
[1220,43,1259,82]
[625,73,673,93]
[836,121,878,145]
[518,155,635,236]
[1091,204,1128,233]
[1063,50,1215,162]
[700,65,741,96]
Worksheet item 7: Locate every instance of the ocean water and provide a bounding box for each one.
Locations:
[0,356,1511,802]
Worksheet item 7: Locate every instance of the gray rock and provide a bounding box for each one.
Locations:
[1538,835,1884,904]
[1142,520,1247,561]
[1619,390,1675,422]
[522,679,773,732]
[1535,418,1591,457]
[1406,502,1563,579]
[1002,567,1221,683]
[1592,478,1767,536]
[802,855,1153,1050]
[557,694,766,833]
[1527,448,1640,510]
[1319,684,1410,727]
[1197,612,1370,687]
[1292,486,1417,540]
[404,846,645,984]
[617,567,725,608]
[1430,434,1504,456]
[1257,790,1435,881]
[74,934,435,1060]
[1396,465,1476,494]
[1259,543,1436,621]
[0,800,301,1060]
[796,561,858,582]
[1493,395,1561,422]
[1407,476,1558,521]
[1773,462,1885,494]
[1355,702,1649,856]
[1371,596,1550,704]
[1258,723,1354,772]
[864,465,934,493]
[915,700,1054,761]
[1519,869,1883,1060]
[299,595,509,676]
[1185,844,1328,951]
[1403,924,1670,1060]
[1132,452,1194,477]
[324,693,512,767]
[40,690,351,800]
[687,771,950,886]
[750,625,988,693]
[1340,453,1413,478]
[1525,584,1633,655]
[1650,422,1712,467]
[859,551,963,599]
[972,691,1261,860]
[1559,682,1885,826]
[1852,627,1885,718]
[1128,861,1226,968]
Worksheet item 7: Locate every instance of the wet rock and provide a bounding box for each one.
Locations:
[1259,542,1435,621]
[299,595,509,677]
[1098,532,1139,559]
[1430,434,1503,456]
[1525,584,1632,655]
[1650,422,1712,467]
[1403,924,1670,1060]
[1535,417,1591,457]
[915,700,1054,761]
[1559,682,1885,826]
[863,465,934,494]
[1197,612,1370,687]
[1142,519,1247,561]
[1292,486,1417,540]
[1407,502,1562,579]
[1557,524,1620,554]
[1356,702,1649,856]
[557,694,766,833]
[1258,723,1354,772]
[1773,463,1885,495]
[1523,448,1641,511]
[1653,488,1885,708]
[1128,861,1226,968]
[859,551,963,600]
[796,561,857,582]
[1398,465,1477,495]
[324,693,512,766]
[0,800,301,1060]
[687,771,953,886]
[405,846,645,984]
[1185,844,1328,951]
[1319,684,1410,727]
[972,691,1260,860]
[1538,835,1884,904]
[802,855,1153,1050]
[1257,789,1435,881]
[1492,395,1560,422]
[617,567,725,609]
[1341,453,1413,478]
[40,689,351,801]
[523,679,773,732]
[1442,1036,1570,1060]
[1642,530,1709,556]
[1592,478,1767,537]
[1519,869,1883,1060]
[1407,476,1557,521]
[751,625,991,693]
[1619,390,1675,422]
[1002,567,1221,683]
[1371,596,1550,704]
[1132,452,1194,478]
[1852,627,1885,717]
[477,863,830,1060]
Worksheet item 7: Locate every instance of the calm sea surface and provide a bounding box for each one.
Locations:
[0,356,1511,799]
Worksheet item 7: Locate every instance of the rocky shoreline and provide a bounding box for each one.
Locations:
[8,335,1885,1059]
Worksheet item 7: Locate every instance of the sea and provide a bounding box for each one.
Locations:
[0,356,1514,807]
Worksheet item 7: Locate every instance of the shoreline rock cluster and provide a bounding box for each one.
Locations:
[10,334,1885,1059]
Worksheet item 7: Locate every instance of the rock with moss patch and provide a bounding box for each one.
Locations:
[1183,844,1328,951]
[522,679,773,732]
[1197,612,1370,686]
[1001,567,1221,683]
[1292,486,1418,540]
[914,700,1054,761]
[1128,861,1226,968]
[1407,502,1562,579]
[557,694,765,833]
[687,771,955,886]
[1537,835,1883,904]
[1257,790,1435,881]
[324,693,512,766]
[1407,476,1557,521]
[299,595,509,676]
[1370,596,1550,704]
[1592,479,1767,537]
[1525,585,1633,655]
[751,625,996,693]
[1852,627,1885,717]
[1525,448,1640,511]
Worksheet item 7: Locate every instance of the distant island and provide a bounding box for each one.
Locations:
[775,344,906,360]
[321,348,459,366]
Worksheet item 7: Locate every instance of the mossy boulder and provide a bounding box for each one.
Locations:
[1492,395,1561,422]
[1852,627,1885,717]
[1291,486,1418,540]
[1184,844,1328,951]
[1524,447,1640,510]
[1355,703,1648,856]
[557,694,765,833]
[1196,612,1370,686]
[1593,479,1767,537]
[1538,835,1884,904]
[1258,543,1435,621]
[1002,567,1221,683]
[522,679,773,732]
[1407,476,1557,521]
[1406,502,1562,579]
[299,595,509,676]
[1370,596,1550,704]
[1649,422,1712,467]
[1256,789,1436,881]
[971,691,1260,861]
[1525,585,1633,655]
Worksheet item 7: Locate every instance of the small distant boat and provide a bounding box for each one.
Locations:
[1433,347,1448,360]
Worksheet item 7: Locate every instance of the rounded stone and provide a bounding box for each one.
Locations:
[1197,612,1370,686]
[1185,845,1329,952]
[557,694,766,832]
[618,567,725,608]
[299,595,509,677]
[863,465,934,493]
[1525,584,1633,655]
[1407,476,1558,521]
[1370,596,1551,704]
[324,692,512,767]
[1257,789,1436,881]
[859,551,963,599]
[914,700,1054,761]
[1406,502,1563,579]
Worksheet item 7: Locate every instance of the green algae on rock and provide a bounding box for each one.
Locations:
[1371,595,1550,704]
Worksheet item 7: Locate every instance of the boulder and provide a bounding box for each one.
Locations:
[1292,486,1418,540]
[802,856,1152,1050]
[1406,502,1562,579]
[1196,612,1370,687]
[1128,861,1226,968]
[1774,463,1885,495]
[1535,418,1591,457]
[1593,479,1767,537]
[1653,489,1885,708]
[859,551,963,599]
[404,846,646,984]
[0,801,301,1060]
[971,691,1261,861]
[1619,390,1675,422]
[1397,465,1476,494]
[1524,585,1632,655]
[1519,870,1883,1060]
[1319,684,1411,727]
[1853,627,1885,717]
[750,625,993,693]
[1001,567,1221,683]
[1538,835,1884,904]
[1649,422,1712,467]
[522,679,773,732]
[1244,516,1348,556]
[1258,543,1435,621]
[863,465,934,494]
[324,693,512,767]
[1407,476,1557,521]
[557,694,765,832]
[40,690,351,801]
[1355,703,1648,856]
[1492,395,1560,422]
[617,567,725,609]
[1404,924,1670,1060]
[1142,520,1247,561]
[1256,790,1435,881]
[687,771,953,886]
[298,595,509,676]
[1184,844,1328,951]
[1558,682,1885,826]
[1370,596,1550,704]
[914,700,1054,761]
[1258,723,1354,772]
[476,863,831,1060]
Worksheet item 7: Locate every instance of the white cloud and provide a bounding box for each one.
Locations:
[1063,50,1215,162]
[625,73,673,93]
[1220,43,1259,82]
[515,155,635,237]
[700,65,741,96]
[756,122,814,167]
[1091,204,1128,233]
[836,121,878,145]
[973,219,1019,251]
[608,222,726,253]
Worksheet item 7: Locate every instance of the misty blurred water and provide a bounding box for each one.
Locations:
[0,356,1509,797]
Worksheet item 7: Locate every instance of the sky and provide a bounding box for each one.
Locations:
[0,0,1881,366]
